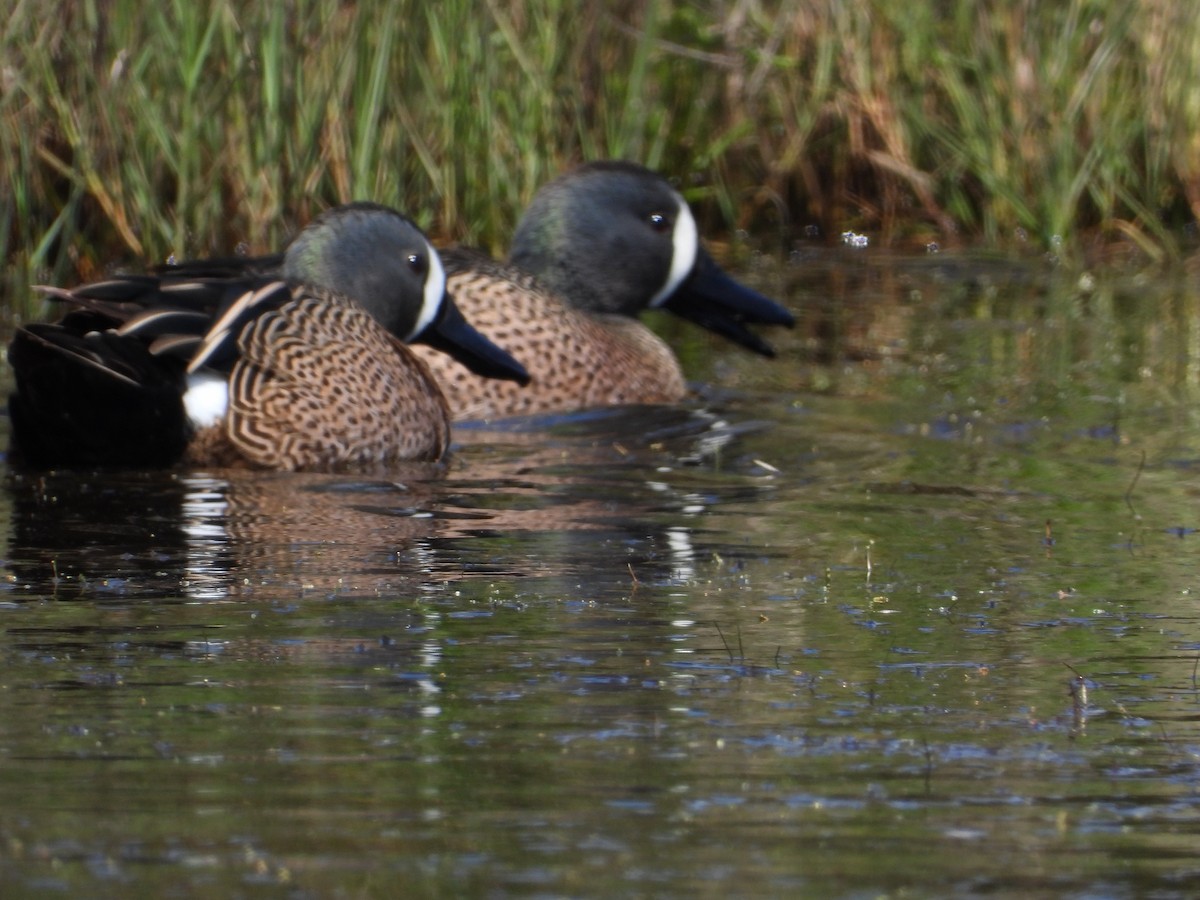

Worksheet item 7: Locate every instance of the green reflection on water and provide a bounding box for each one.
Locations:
[1,251,1200,896]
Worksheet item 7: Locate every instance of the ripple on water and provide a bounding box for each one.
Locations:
[4,255,1200,895]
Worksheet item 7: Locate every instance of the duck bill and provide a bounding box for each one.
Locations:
[663,249,794,357]
[419,296,531,384]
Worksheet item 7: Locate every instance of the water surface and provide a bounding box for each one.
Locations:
[2,248,1200,897]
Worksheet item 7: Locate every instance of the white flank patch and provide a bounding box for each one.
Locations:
[408,242,447,341]
[648,195,699,308]
[183,372,229,428]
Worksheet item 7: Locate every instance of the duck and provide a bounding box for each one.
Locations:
[7,202,530,470]
[408,160,795,420]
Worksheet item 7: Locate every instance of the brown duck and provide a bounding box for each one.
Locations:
[8,203,529,469]
[411,161,794,420]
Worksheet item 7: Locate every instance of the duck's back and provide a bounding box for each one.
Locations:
[410,250,686,421]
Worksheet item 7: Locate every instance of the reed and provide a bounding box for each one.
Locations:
[2,0,1199,319]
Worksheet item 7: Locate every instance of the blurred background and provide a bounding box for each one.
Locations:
[3,0,1199,312]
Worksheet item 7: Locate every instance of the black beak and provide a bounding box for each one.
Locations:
[419,295,530,385]
[662,249,794,357]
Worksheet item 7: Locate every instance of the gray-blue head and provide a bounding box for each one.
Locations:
[510,161,794,356]
[284,203,528,383]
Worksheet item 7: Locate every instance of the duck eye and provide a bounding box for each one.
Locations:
[648,213,672,233]
[406,253,428,277]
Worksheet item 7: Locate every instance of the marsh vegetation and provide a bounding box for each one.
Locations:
[3,0,1199,319]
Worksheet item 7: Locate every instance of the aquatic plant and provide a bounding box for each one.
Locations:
[2,0,1198,317]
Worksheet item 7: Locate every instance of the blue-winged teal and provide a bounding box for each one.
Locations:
[409,160,794,420]
[8,202,529,470]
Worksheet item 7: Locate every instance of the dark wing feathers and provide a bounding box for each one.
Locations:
[9,267,284,467]
[33,271,293,374]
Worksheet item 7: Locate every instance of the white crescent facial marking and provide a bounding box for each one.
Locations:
[407,241,447,341]
[183,372,229,429]
[648,194,699,308]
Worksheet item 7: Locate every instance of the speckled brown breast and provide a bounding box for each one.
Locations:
[185,292,451,470]
[410,259,686,421]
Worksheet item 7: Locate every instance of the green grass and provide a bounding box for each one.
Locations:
[2,0,1200,319]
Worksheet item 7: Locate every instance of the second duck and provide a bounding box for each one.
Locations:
[411,160,795,420]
